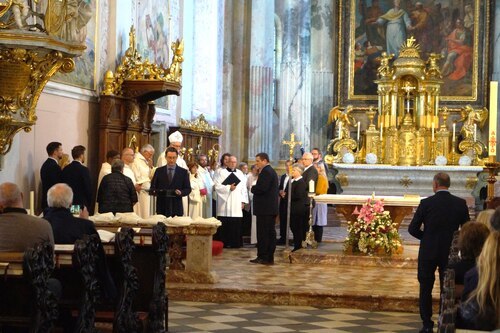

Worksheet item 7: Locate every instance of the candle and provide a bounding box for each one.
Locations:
[338,122,342,139]
[431,122,435,141]
[474,123,477,142]
[309,180,315,193]
[406,98,410,114]
[380,125,383,141]
[489,81,498,156]
[357,121,361,142]
[30,191,34,216]
[452,123,456,141]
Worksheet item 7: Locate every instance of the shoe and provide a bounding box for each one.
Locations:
[419,327,433,333]
[259,260,274,266]
[249,258,261,264]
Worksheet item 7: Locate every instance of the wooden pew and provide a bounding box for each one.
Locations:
[0,241,59,332]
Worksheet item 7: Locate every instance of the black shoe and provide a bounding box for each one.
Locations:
[260,260,274,266]
[419,327,433,333]
[249,258,261,264]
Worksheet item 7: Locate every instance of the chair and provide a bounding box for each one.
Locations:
[146,222,169,332]
[0,240,58,332]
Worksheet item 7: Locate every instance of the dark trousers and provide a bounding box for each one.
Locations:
[417,258,447,329]
[279,203,287,240]
[218,216,243,248]
[290,210,308,250]
[313,225,323,242]
[256,215,277,262]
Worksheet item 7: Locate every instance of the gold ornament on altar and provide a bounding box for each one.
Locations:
[325,37,491,166]
[179,114,222,135]
[0,0,90,154]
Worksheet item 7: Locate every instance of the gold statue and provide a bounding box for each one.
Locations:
[377,52,394,78]
[166,39,184,82]
[457,105,488,141]
[327,105,356,139]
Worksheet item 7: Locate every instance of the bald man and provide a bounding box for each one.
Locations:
[0,182,54,251]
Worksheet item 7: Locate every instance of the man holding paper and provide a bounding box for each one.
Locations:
[213,155,249,248]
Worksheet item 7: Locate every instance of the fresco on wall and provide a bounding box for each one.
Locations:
[51,0,98,90]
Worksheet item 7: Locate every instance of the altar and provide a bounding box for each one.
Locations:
[315,194,421,230]
[332,163,482,200]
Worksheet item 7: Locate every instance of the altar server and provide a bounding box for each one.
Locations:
[213,155,249,248]
[132,144,155,218]
[197,154,214,218]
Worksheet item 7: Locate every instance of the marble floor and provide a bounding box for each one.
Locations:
[168,227,440,313]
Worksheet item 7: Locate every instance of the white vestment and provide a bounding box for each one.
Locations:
[132,153,154,218]
[123,164,140,215]
[188,174,205,219]
[213,169,248,218]
[246,175,258,244]
[197,165,214,218]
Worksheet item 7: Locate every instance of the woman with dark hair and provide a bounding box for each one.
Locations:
[448,222,490,297]
[457,231,500,330]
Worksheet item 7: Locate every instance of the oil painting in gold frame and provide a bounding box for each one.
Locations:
[336,0,492,109]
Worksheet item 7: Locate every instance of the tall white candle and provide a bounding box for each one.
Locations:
[30,191,34,216]
[474,123,477,142]
[357,121,361,142]
[431,122,435,141]
[309,180,315,193]
[452,123,456,141]
[380,125,383,141]
[406,98,410,114]
[338,122,342,139]
[489,81,498,156]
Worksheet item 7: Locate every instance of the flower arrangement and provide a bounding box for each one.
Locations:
[345,195,402,255]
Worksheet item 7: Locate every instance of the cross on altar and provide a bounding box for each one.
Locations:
[282,133,301,161]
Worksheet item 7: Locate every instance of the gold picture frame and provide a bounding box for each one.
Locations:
[335,0,492,110]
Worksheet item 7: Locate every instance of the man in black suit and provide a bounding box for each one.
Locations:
[62,145,92,211]
[408,172,470,333]
[40,141,63,210]
[277,160,292,245]
[301,152,318,191]
[250,152,279,265]
[150,147,191,217]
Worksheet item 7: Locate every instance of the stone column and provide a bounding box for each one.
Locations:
[247,0,275,160]
[310,0,335,153]
[278,0,312,158]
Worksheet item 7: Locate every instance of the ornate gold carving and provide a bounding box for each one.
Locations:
[179,114,222,135]
[398,36,420,58]
[465,176,478,190]
[336,173,349,187]
[0,48,76,154]
[399,176,413,189]
[103,26,184,97]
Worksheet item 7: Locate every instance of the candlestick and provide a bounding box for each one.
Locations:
[474,123,477,142]
[309,180,315,193]
[452,123,456,141]
[489,81,498,156]
[406,97,410,114]
[30,191,34,216]
[380,125,383,141]
[431,122,435,141]
[357,121,360,142]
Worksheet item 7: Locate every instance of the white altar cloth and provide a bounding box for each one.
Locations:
[314,194,422,207]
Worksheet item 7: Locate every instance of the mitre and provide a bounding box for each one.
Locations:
[168,131,183,143]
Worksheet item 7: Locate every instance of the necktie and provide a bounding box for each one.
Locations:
[168,168,174,183]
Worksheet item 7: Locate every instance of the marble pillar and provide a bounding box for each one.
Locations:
[278,0,312,158]
[493,1,500,157]
[247,0,275,160]
[310,0,335,154]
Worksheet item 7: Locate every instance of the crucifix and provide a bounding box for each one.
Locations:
[281,133,301,250]
[282,133,301,162]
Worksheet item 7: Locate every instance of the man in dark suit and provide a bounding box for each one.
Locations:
[62,145,92,211]
[277,160,292,245]
[408,172,470,333]
[40,141,63,210]
[250,152,279,265]
[301,152,318,191]
[150,147,191,217]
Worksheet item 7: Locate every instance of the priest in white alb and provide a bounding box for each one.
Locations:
[157,130,189,215]
[132,144,155,218]
[197,153,214,218]
[121,147,140,215]
[213,155,248,248]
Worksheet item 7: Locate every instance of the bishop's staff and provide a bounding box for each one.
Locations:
[282,133,301,250]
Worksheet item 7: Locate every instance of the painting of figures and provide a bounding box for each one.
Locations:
[337,0,491,108]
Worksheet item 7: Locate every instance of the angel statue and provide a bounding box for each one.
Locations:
[457,105,488,141]
[327,105,356,139]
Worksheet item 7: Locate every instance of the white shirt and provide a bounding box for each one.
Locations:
[213,168,249,217]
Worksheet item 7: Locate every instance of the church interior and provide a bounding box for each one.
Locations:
[1,0,500,332]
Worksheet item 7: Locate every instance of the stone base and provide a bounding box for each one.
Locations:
[167,269,219,284]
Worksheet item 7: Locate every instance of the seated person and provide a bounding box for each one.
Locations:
[457,231,500,331]
[43,183,116,300]
[97,159,138,214]
[448,222,490,298]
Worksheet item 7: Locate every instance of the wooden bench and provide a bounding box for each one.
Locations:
[0,241,59,332]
